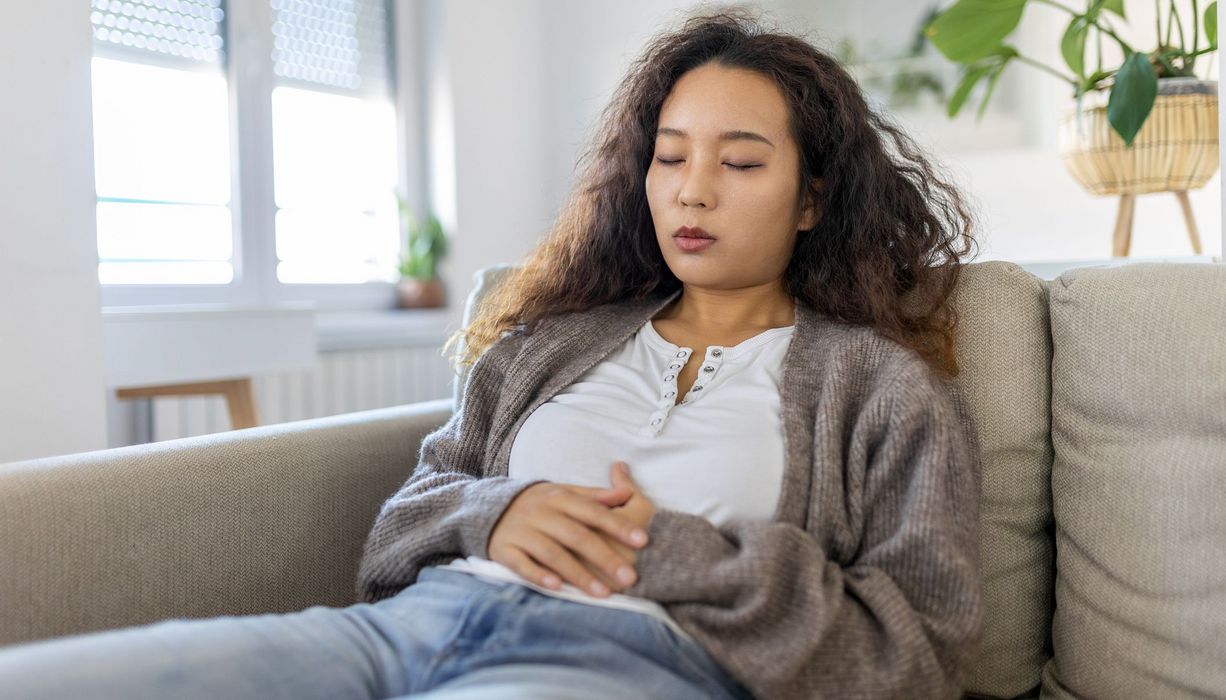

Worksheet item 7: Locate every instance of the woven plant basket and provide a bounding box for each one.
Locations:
[1058,77,1219,196]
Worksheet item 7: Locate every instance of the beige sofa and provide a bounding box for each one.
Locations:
[1,260,1223,699]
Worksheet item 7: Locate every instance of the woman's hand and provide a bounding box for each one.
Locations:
[573,462,657,593]
[488,469,650,598]
[607,461,656,532]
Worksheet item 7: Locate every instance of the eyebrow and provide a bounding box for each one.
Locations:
[656,127,775,149]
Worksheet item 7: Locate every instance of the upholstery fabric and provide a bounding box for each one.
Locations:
[1041,262,1226,699]
[0,401,452,647]
[949,262,1055,699]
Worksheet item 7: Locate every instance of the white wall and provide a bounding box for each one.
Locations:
[420,0,556,331]
[425,0,1221,295]
[0,2,108,462]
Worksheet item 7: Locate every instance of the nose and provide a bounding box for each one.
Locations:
[678,161,714,209]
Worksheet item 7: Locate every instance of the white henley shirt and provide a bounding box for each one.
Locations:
[436,317,794,641]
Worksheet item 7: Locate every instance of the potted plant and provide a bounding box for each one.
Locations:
[833,6,950,112]
[396,195,448,309]
[924,0,1219,256]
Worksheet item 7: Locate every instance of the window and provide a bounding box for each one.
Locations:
[91,0,233,286]
[90,0,402,308]
[269,0,399,285]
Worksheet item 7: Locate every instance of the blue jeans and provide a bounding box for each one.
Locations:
[0,566,754,699]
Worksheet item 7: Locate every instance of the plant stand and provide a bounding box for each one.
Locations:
[1111,190,1204,257]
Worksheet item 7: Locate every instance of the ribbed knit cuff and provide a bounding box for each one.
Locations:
[624,507,734,603]
[459,476,550,559]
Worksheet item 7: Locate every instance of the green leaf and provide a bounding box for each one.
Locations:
[946,45,1018,119]
[1061,17,1091,78]
[1206,2,1218,47]
[1107,52,1158,147]
[948,64,993,118]
[1101,0,1126,18]
[977,64,1009,119]
[977,45,1018,119]
[1082,68,1115,92]
[924,0,1028,63]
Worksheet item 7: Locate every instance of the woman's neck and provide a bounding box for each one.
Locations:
[656,283,795,336]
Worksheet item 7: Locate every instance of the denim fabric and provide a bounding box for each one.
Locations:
[0,567,754,699]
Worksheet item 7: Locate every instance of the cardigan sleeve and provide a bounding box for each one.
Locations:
[621,358,984,700]
[354,331,548,604]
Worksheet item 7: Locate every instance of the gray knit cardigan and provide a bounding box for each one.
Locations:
[355,287,984,699]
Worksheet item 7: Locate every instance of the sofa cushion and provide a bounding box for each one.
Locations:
[951,262,1055,699]
[1041,262,1226,698]
[453,264,516,413]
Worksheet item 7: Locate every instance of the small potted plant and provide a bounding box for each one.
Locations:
[924,0,1219,256]
[396,195,448,309]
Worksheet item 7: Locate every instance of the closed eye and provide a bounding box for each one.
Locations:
[654,157,761,170]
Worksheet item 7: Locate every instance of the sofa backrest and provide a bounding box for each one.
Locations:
[949,262,1055,697]
[1039,262,1226,698]
[452,263,517,414]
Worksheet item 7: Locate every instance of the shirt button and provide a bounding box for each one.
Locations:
[711,348,722,357]
[652,418,661,425]
[676,351,686,358]
[693,385,703,391]
[665,374,674,381]
[670,364,680,369]
[665,391,675,397]
[703,366,714,372]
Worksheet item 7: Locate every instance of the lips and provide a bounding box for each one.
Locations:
[673,226,715,240]
[673,235,716,253]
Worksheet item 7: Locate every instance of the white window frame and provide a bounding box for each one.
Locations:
[98,0,428,311]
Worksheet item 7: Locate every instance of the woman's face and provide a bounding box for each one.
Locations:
[646,63,819,291]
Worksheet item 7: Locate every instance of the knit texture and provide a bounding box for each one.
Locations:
[355,288,984,699]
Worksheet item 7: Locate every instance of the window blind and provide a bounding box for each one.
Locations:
[90,0,226,65]
[269,0,400,285]
[270,0,392,97]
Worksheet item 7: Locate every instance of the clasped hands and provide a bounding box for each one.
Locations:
[488,461,656,598]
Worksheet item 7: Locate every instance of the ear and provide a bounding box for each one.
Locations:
[798,177,826,232]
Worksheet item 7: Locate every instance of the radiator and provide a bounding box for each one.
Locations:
[150,346,456,442]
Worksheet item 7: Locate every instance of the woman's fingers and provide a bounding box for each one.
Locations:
[558,492,649,549]
[486,480,647,599]
[501,545,563,590]
[562,483,634,507]
[571,538,632,593]
[520,531,613,597]
[536,511,638,589]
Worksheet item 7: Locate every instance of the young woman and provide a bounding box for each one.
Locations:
[0,7,983,700]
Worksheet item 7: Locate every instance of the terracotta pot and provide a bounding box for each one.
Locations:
[396,277,446,309]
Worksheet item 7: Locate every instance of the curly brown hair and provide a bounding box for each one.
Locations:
[444,4,979,378]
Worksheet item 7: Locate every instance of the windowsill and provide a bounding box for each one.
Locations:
[101,302,319,387]
[101,301,318,318]
[102,302,456,359]
[314,307,455,352]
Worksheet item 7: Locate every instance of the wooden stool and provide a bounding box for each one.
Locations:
[1112,190,1204,257]
[116,378,260,430]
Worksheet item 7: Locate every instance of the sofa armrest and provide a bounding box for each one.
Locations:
[0,398,452,648]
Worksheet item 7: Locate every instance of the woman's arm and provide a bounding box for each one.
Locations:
[621,358,984,699]
[354,332,548,603]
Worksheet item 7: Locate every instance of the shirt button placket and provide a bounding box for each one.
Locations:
[685,347,723,402]
[650,347,690,433]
